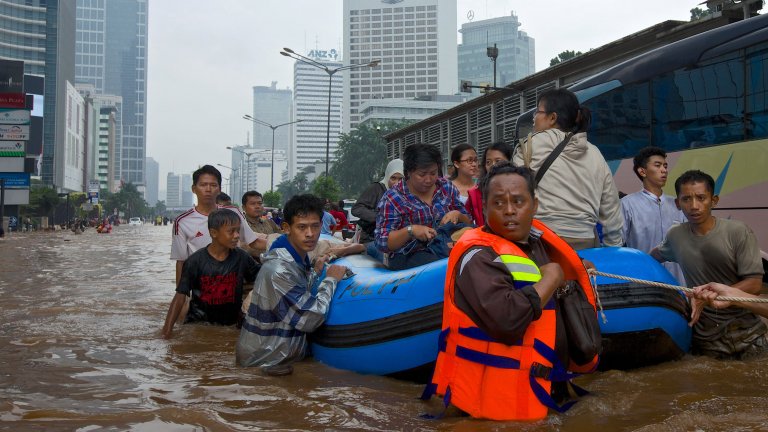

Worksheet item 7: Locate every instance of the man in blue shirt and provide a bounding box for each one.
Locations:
[621,147,686,284]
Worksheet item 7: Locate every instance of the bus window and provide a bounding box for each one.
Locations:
[581,81,651,161]
[747,45,768,139]
[651,52,745,151]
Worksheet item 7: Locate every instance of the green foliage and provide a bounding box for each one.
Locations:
[311,175,340,202]
[23,185,60,218]
[100,182,149,218]
[329,120,412,198]
[690,7,712,21]
[263,190,282,208]
[549,50,584,67]
[153,200,167,216]
[276,170,311,204]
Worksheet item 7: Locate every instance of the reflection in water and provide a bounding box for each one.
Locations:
[0,226,767,431]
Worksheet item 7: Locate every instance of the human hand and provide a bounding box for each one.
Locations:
[689,283,736,310]
[440,210,461,225]
[539,262,565,289]
[412,225,437,242]
[326,264,347,280]
[581,258,596,272]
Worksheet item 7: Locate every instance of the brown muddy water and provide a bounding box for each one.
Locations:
[1,225,768,431]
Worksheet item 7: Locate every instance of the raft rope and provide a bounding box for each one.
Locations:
[587,269,768,304]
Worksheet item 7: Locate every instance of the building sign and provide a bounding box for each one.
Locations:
[0,60,24,93]
[0,109,30,125]
[0,172,30,188]
[0,124,29,140]
[308,49,339,61]
[0,94,25,109]
[88,180,100,193]
[0,141,24,157]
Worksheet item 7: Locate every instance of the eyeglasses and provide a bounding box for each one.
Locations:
[459,158,479,165]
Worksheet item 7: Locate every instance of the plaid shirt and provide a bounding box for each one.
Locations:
[375,176,468,256]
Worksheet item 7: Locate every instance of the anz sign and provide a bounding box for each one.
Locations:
[308,49,339,61]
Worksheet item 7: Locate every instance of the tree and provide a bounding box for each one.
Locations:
[153,200,167,216]
[311,175,340,202]
[101,182,148,219]
[24,185,60,218]
[329,120,412,198]
[690,7,712,21]
[550,50,583,67]
[263,190,282,208]
[276,171,311,204]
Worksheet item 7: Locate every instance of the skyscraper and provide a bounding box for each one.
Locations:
[145,156,158,206]
[291,50,343,177]
[75,0,147,190]
[251,82,293,152]
[0,0,48,76]
[166,172,181,208]
[342,0,457,131]
[457,12,535,97]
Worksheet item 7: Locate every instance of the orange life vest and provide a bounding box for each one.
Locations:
[425,220,598,421]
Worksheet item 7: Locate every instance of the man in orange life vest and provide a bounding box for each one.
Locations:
[424,162,598,421]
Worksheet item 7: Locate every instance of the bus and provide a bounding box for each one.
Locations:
[515,13,768,268]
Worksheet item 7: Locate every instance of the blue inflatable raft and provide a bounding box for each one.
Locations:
[310,247,692,379]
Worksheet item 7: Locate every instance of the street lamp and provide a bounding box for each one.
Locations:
[242,116,302,192]
[216,163,238,199]
[280,47,380,176]
[226,146,271,195]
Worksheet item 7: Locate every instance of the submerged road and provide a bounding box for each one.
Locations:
[1,225,767,431]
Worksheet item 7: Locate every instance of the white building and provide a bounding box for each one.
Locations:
[342,0,457,131]
[252,150,288,194]
[63,82,86,192]
[251,82,293,152]
[358,94,468,125]
[292,50,343,177]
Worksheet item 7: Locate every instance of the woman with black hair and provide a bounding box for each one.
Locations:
[375,144,470,270]
[464,141,513,226]
[449,143,479,204]
[513,88,623,250]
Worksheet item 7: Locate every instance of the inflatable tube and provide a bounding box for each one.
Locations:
[311,247,692,378]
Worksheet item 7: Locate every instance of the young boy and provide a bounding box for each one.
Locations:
[621,147,686,283]
[651,170,765,358]
[236,194,347,375]
[171,165,267,286]
[162,209,260,339]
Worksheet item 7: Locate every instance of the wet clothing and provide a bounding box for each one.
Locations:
[236,234,338,368]
[352,182,386,243]
[244,214,282,259]
[657,217,766,357]
[513,129,623,247]
[621,189,686,284]
[177,247,260,326]
[171,205,264,261]
[329,210,348,230]
[375,176,468,257]
[321,211,336,235]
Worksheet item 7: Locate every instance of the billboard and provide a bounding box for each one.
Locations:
[0,94,25,109]
[0,60,24,93]
[0,124,29,140]
[0,141,24,157]
[0,109,30,125]
[0,172,30,188]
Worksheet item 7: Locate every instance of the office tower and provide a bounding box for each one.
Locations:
[342,0,457,131]
[76,83,122,192]
[166,173,181,208]
[0,1,48,76]
[181,174,193,207]
[145,156,158,206]
[291,51,343,177]
[75,0,147,190]
[458,11,535,97]
[251,82,293,152]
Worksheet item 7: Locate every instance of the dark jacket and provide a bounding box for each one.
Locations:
[352,182,386,243]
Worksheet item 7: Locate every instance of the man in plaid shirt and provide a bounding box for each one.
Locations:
[376,144,470,270]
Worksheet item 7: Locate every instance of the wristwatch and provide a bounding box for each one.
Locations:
[406,225,414,238]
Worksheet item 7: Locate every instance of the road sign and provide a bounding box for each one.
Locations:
[0,172,30,188]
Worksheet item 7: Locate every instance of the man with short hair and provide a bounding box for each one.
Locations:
[621,146,686,283]
[236,194,347,375]
[241,190,282,258]
[162,209,260,339]
[171,165,266,286]
[651,170,766,358]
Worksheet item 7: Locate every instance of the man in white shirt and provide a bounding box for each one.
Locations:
[620,147,685,284]
[171,165,267,286]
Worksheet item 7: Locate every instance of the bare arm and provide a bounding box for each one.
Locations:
[732,276,762,295]
[175,260,184,286]
[161,292,188,339]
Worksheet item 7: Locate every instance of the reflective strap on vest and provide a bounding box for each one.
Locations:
[527,339,588,413]
[499,254,542,283]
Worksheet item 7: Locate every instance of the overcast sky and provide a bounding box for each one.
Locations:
[146,0,700,194]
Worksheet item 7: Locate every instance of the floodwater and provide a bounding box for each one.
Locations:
[1,225,768,431]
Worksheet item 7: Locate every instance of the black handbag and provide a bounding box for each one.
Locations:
[556,281,602,366]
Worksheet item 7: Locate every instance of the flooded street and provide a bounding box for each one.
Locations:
[1,225,768,431]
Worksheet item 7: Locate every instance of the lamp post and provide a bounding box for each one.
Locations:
[216,163,238,199]
[226,146,271,196]
[280,47,380,176]
[242,116,302,192]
